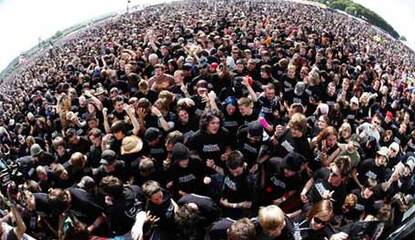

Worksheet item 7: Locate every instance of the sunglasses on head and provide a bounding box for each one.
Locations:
[329,168,341,177]
[313,216,329,226]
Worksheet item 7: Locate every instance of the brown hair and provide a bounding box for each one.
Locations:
[51,163,66,178]
[154,98,169,113]
[227,218,256,240]
[159,90,175,106]
[316,126,338,144]
[307,200,333,222]
[99,176,123,198]
[333,155,352,177]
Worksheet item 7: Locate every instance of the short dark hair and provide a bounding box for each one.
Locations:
[226,151,245,170]
[112,95,124,106]
[111,120,127,134]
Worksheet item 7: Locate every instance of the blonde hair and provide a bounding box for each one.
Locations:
[154,98,169,112]
[159,90,175,106]
[343,193,358,209]
[70,152,86,169]
[238,97,253,108]
[288,113,307,133]
[258,205,285,231]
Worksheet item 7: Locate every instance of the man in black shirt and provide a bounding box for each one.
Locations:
[236,121,268,169]
[301,156,352,214]
[167,143,209,198]
[66,128,91,155]
[219,151,254,219]
[270,113,312,160]
[99,176,142,238]
[355,147,389,189]
[259,153,305,210]
[92,149,127,183]
[177,193,220,226]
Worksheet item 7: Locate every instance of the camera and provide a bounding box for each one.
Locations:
[0,159,23,195]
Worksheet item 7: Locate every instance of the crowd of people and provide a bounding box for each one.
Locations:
[0,0,415,239]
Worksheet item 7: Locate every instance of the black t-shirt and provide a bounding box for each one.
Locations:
[112,109,127,122]
[222,111,242,139]
[188,128,231,165]
[292,217,336,240]
[222,170,254,204]
[309,168,347,213]
[241,108,260,126]
[87,145,102,168]
[106,185,142,236]
[93,160,127,183]
[207,217,234,240]
[178,194,220,225]
[236,127,265,167]
[133,90,159,104]
[273,130,313,160]
[142,141,167,167]
[168,157,207,196]
[258,96,280,122]
[68,187,104,225]
[261,159,304,205]
[357,158,387,184]
[33,193,52,218]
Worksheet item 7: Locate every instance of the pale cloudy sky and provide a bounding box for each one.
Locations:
[0,0,172,72]
[353,0,415,51]
[0,0,413,72]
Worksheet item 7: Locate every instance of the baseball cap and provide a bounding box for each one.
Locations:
[100,149,116,165]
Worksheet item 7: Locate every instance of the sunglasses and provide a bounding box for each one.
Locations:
[313,216,329,226]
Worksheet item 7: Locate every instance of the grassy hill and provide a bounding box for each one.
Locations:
[313,0,399,38]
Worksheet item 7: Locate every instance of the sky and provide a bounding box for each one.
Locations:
[353,0,415,51]
[0,0,414,73]
[0,0,172,73]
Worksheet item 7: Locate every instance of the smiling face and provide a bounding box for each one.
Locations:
[207,117,220,134]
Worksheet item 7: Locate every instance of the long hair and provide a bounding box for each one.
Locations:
[199,110,223,133]
[316,126,338,146]
[306,199,333,222]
